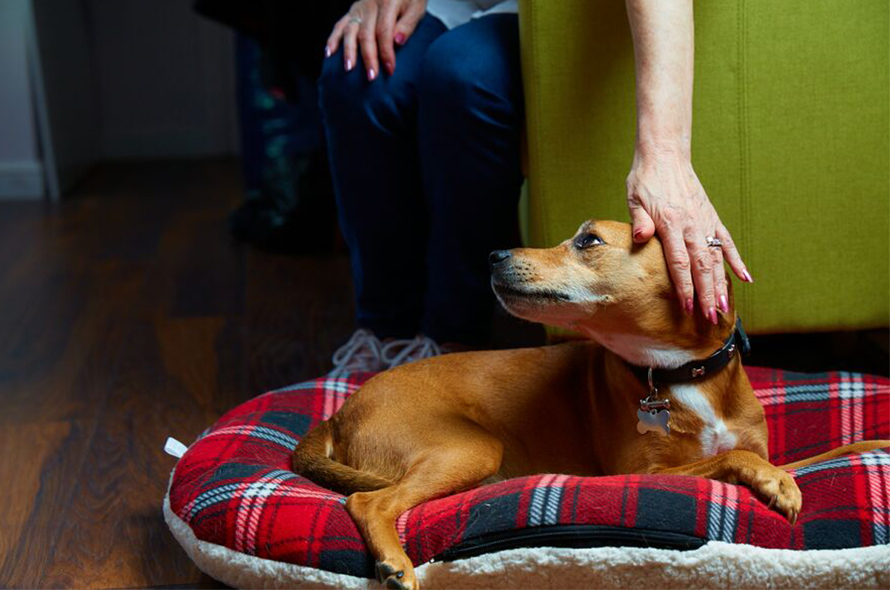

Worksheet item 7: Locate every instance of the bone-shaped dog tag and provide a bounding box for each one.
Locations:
[637,408,670,436]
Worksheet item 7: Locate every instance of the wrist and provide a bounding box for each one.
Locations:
[634,101,693,158]
[634,130,691,160]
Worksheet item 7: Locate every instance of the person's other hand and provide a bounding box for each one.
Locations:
[626,148,752,324]
[325,0,427,80]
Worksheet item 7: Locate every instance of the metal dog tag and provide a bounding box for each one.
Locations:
[638,369,671,436]
[637,408,671,436]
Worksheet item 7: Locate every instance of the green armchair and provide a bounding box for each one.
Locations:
[518,0,889,334]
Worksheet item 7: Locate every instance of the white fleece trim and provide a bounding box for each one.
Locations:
[164,484,889,589]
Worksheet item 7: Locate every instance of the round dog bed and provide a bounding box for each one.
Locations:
[164,367,890,589]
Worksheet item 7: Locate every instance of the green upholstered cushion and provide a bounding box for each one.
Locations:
[519,0,889,333]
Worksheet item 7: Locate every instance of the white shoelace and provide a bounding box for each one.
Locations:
[329,329,385,378]
[381,334,443,368]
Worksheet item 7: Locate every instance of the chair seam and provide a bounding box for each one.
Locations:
[737,0,752,328]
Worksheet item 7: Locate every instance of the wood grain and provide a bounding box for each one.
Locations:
[0,159,352,588]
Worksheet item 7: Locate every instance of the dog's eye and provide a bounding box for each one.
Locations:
[575,233,604,249]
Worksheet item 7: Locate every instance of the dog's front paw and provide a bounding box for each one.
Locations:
[376,559,417,590]
[742,466,802,524]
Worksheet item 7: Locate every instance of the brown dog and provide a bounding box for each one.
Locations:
[293,220,888,590]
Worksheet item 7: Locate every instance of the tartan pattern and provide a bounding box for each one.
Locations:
[168,368,890,578]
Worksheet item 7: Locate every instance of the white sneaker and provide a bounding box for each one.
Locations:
[381,334,443,369]
[328,329,386,377]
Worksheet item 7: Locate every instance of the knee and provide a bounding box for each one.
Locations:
[418,41,481,108]
[418,27,519,118]
[318,54,410,129]
[318,55,361,113]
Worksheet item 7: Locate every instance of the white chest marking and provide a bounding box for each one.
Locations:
[670,384,738,456]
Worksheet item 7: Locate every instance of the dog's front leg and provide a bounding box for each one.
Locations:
[656,450,802,524]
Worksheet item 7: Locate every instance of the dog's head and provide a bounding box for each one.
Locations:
[490,220,733,359]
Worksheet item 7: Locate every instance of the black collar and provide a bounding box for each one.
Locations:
[626,317,751,387]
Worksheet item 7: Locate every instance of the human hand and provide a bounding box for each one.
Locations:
[626,147,752,324]
[325,0,427,80]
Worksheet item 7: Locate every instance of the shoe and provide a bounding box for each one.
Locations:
[329,329,386,377]
[229,152,336,255]
[381,335,443,369]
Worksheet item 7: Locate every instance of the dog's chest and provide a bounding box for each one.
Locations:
[669,384,738,456]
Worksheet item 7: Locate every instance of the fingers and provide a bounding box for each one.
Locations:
[685,231,718,324]
[376,1,399,75]
[358,4,380,80]
[342,17,360,71]
[332,0,415,79]
[627,199,656,243]
[716,224,753,283]
[326,16,350,57]
[661,228,695,316]
[393,1,425,46]
[710,238,729,314]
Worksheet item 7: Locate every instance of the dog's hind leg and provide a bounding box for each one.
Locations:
[345,428,503,590]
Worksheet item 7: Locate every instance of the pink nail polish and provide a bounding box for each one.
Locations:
[685,298,694,315]
[709,307,718,325]
[367,68,376,81]
[719,295,729,313]
[345,59,353,71]
[385,61,394,75]
[743,270,754,283]
[394,32,406,45]
[324,46,331,58]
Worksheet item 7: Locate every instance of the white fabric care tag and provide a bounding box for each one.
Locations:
[164,437,188,459]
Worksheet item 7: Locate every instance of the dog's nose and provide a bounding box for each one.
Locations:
[489,250,512,269]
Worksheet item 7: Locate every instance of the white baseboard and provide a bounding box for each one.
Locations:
[0,160,44,199]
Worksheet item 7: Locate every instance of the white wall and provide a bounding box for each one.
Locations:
[0,0,239,199]
[0,0,43,199]
[30,0,100,198]
[85,0,238,159]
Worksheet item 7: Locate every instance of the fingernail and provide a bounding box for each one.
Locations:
[394,32,406,45]
[743,270,754,283]
[709,307,718,325]
[324,46,331,58]
[633,230,642,241]
[385,61,394,75]
[719,295,729,313]
[345,59,353,71]
[685,298,694,315]
[367,68,376,81]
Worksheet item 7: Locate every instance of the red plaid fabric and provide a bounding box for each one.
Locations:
[168,368,890,578]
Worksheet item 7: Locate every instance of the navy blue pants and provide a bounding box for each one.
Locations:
[319,13,523,345]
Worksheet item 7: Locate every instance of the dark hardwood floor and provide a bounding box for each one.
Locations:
[0,158,885,589]
[0,159,354,589]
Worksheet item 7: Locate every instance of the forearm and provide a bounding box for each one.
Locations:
[625,0,694,159]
